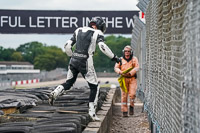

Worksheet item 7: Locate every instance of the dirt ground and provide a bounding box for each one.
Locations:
[109,98,150,133]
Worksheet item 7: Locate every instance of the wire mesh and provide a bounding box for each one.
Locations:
[134,0,200,132]
[182,0,200,132]
[131,15,146,102]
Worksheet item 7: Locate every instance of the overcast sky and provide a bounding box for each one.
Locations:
[0,0,139,49]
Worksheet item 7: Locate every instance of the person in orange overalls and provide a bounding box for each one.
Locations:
[114,45,139,117]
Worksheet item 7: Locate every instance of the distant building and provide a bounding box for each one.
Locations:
[0,61,40,89]
[0,61,40,74]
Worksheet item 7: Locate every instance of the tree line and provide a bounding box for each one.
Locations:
[0,35,131,72]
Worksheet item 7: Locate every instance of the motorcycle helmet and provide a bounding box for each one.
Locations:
[89,16,106,33]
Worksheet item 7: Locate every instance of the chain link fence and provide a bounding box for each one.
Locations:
[183,0,200,132]
[132,15,146,103]
[133,0,200,132]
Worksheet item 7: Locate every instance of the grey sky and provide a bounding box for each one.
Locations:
[0,0,139,49]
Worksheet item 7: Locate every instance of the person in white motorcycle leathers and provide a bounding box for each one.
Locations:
[48,16,121,121]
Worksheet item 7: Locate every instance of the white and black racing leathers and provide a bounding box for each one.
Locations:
[62,27,116,102]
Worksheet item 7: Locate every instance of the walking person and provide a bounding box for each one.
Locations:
[48,16,121,121]
[114,45,139,117]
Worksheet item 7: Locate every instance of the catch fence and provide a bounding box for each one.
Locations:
[133,0,200,132]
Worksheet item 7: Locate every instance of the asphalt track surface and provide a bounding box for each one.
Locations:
[16,77,119,89]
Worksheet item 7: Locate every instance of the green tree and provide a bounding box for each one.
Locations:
[1,35,130,72]
[11,52,24,61]
[16,41,45,64]
[0,46,4,61]
[34,54,56,71]
[45,46,68,68]
[34,46,68,71]
[0,47,15,61]
[94,35,131,72]
[105,35,131,56]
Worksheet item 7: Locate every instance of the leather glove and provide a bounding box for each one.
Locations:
[111,55,122,64]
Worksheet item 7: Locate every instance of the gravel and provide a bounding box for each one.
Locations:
[109,99,150,133]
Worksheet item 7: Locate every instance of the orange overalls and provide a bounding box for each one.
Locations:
[114,56,139,113]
